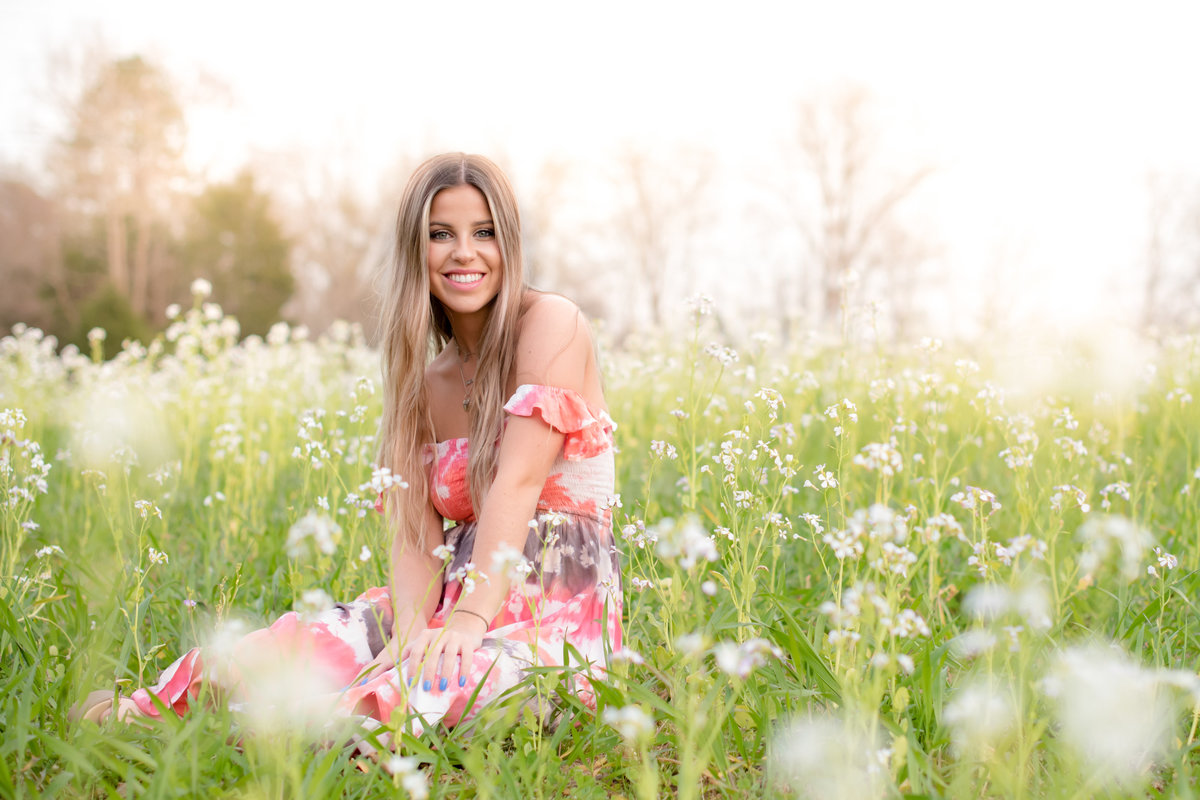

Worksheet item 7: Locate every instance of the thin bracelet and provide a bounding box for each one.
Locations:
[455,608,490,630]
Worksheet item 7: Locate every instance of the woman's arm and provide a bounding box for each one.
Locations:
[391,494,445,641]
[403,296,595,690]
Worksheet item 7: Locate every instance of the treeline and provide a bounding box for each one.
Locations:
[0,55,378,349]
[17,53,1193,350]
[3,50,957,350]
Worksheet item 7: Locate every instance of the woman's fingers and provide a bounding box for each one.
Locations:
[399,627,483,692]
[456,642,476,687]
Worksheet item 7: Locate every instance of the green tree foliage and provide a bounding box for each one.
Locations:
[180,172,293,337]
[72,281,152,349]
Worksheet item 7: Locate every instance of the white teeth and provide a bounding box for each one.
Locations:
[447,273,483,284]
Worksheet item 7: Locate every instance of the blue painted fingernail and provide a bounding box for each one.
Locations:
[408,676,415,687]
[458,676,466,687]
[423,680,431,692]
[439,677,448,691]
[359,677,369,686]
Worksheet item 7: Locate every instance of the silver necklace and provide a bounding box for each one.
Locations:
[456,343,475,412]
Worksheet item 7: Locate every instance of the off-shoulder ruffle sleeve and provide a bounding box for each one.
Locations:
[503,384,615,461]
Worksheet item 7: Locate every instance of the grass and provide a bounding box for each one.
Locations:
[3,297,1200,798]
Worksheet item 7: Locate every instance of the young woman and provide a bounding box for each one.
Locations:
[73,153,623,741]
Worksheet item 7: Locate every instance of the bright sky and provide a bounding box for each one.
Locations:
[2,0,1199,337]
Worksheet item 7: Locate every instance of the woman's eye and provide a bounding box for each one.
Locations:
[430,230,451,240]
[476,228,495,239]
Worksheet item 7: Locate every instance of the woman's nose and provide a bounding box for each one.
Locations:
[453,239,474,263]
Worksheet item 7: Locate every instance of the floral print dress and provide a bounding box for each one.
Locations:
[128,384,623,735]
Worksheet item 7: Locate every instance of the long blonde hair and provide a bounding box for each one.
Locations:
[376,153,528,547]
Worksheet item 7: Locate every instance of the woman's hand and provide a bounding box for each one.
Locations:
[401,615,488,691]
[353,636,403,686]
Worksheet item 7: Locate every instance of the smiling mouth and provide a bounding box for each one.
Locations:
[447,273,484,284]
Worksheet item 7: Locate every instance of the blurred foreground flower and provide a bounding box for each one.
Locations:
[383,756,428,798]
[201,616,344,739]
[942,680,1016,755]
[963,579,1052,630]
[1043,645,1188,787]
[286,511,342,559]
[713,637,783,679]
[491,543,533,582]
[769,714,888,800]
[1077,515,1153,581]
[652,516,718,570]
[295,589,334,621]
[603,704,654,744]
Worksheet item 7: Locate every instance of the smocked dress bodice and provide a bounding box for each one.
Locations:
[424,383,617,524]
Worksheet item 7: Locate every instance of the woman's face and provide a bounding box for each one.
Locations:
[427,184,503,326]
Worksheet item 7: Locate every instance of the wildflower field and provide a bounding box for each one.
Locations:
[4,293,1200,799]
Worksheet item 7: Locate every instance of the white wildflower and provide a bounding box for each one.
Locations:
[1154,546,1178,571]
[675,633,707,658]
[888,609,931,639]
[382,755,428,798]
[951,629,998,658]
[852,441,903,477]
[1050,483,1090,514]
[950,486,1002,517]
[134,499,162,520]
[713,638,782,679]
[492,543,534,582]
[603,705,654,744]
[610,647,645,665]
[1077,515,1153,581]
[650,439,678,460]
[285,511,342,558]
[653,516,719,570]
[814,464,838,489]
[295,589,333,621]
[190,277,213,299]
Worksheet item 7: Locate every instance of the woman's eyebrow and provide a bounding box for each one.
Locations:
[429,219,494,227]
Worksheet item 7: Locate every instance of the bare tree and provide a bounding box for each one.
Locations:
[517,158,612,324]
[0,176,63,334]
[522,157,572,288]
[49,55,186,318]
[249,146,416,338]
[609,146,715,329]
[786,86,933,339]
[1143,173,1200,333]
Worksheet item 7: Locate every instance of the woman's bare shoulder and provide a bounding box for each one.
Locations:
[513,291,594,389]
[518,291,589,342]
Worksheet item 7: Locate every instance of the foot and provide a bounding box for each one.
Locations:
[68,691,141,724]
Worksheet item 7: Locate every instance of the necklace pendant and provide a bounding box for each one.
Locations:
[462,395,471,412]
